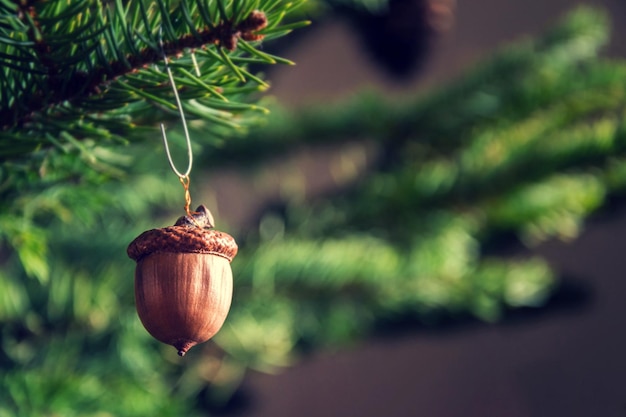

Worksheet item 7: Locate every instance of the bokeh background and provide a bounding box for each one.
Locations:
[215,1,626,416]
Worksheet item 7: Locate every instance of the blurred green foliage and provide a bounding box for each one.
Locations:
[1,4,626,416]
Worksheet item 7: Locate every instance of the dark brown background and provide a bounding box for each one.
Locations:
[215,1,626,416]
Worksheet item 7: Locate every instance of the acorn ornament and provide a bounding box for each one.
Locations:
[127,205,238,356]
[129,39,239,356]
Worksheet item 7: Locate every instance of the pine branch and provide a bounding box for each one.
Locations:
[229,227,555,353]
[0,0,308,162]
[3,6,268,126]
[200,6,611,165]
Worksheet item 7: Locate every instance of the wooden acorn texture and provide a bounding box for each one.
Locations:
[127,205,238,356]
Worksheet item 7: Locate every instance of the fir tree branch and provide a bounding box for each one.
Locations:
[4,4,267,128]
[0,0,307,163]
[200,6,611,166]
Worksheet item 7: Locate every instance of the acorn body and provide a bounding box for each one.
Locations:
[127,206,237,356]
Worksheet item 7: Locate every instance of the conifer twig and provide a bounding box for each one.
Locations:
[3,6,268,130]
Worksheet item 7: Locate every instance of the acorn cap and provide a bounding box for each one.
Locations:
[127,205,237,263]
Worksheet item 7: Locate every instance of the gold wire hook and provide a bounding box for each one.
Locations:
[158,27,193,179]
[158,27,197,218]
[179,175,193,216]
